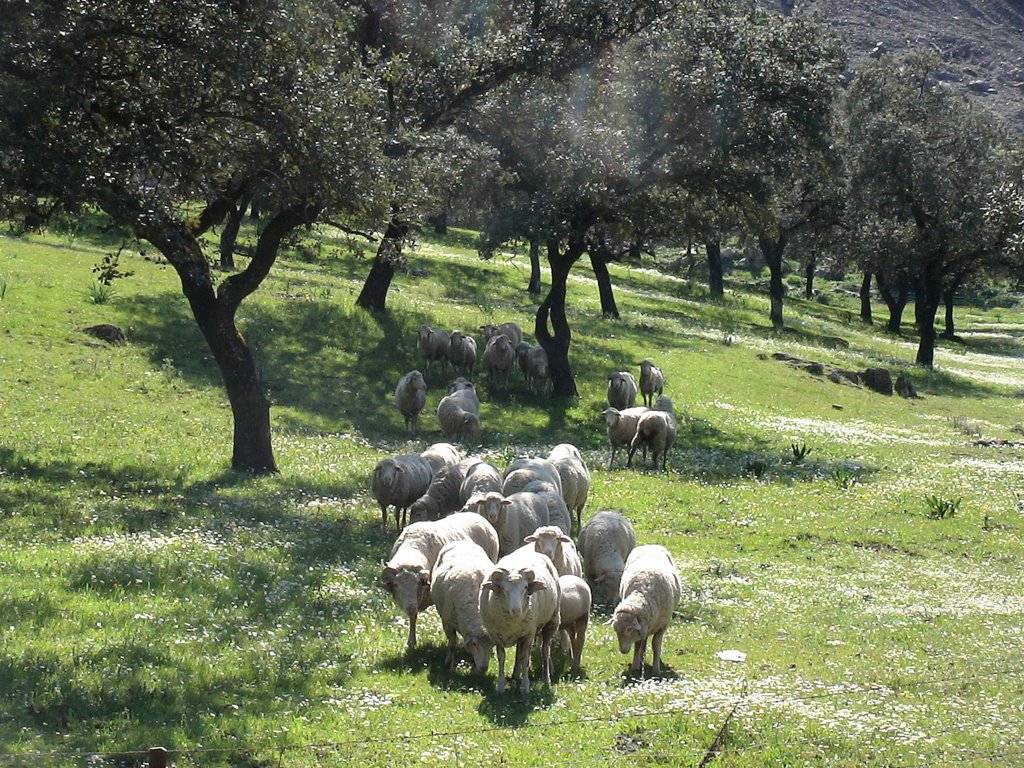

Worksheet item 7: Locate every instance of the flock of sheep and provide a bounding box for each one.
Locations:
[372,325,683,694]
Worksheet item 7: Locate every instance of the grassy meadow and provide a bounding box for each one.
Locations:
[1,220,1023,767]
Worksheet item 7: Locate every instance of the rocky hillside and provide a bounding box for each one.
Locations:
[769,0,1024,130]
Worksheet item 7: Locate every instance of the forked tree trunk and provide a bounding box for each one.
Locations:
[859,271,873,323]
[219,193,250,271]
[876,269,909,334]
[705,238,724,299]
[590,250,619,318]
[941,280,961,339]
[356,219,408,312]
[527,234,542,295]
[536,237,585,398]
[759,235,787,330]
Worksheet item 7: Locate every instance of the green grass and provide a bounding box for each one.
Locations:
[2,221,1024,767]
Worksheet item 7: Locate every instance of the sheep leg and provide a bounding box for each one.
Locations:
[651,628,666,673]
[444,628,458,670]
[540,623,556,686]
[495,645,507,694]
[631,635,647,674]
[406,613,417,652]
[572,618,588,672]
[608,446,617,471]
[514,636,533,694]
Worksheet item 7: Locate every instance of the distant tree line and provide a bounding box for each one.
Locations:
[1,0,1021,472]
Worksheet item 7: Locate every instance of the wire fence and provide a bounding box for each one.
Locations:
[1,663,1021,767]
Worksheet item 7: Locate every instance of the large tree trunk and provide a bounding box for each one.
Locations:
[705,238,724,299]
[759,236,788,330]
[536,237,585,398]
[804,258,815,299]
[589,249,619,319]
[219,193,250,271]
[876,269,909,334]
[527,234,542,295]
[914,263,944,367]
[141,208,310,473]
[859,271,873,323]
[428,210,447,235]
[940,279,961,339]
[356,219,408,312]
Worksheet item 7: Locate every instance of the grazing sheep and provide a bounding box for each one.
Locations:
[638,359,665,408]
[420,442,462,474]
[515,341,533,384]
[612,544,682,675]
[523,525,583,577]
[546,443,590,530]
[417,325,450,381]
[652,395,674,414]
[449,376,476,393]
[482,333,517,391]
[557,575,591,674]
[447,330,478,378]
[464,490,571,557]
[378,512,500,651]
[479,548,560,694]
[607,371,638,410]
[481,322,523,347]
[627,409,677,471]
[372,454,434,529]
[578,510,637,604]
[602,406,648,469]
[431,541,495,673]
[515,342,550,395]
[409,457,483,524]
[394,370,427,435]
[502,457,563,497]
[437,385,482,441]
[459,460,503,507]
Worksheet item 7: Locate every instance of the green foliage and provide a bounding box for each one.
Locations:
[85,279,115,304]
[831,465,859,489]
[790,441,812,463]
[924,495,961,520]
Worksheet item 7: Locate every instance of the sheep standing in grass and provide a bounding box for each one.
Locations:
[437,383,482,441]
[479,548,560,694]
[602,406,648,469]
[447,331,478,378]
[417,325,450,381]
[638,359,665,408]
[378,512,499,652]
[459,460,503,507]
[578,510,637,604]
[483,334,516,392]
[465,490,571,556]
[523,525,583,577]
[546,443,590,529]
[516,343,550,395]
[612,544,682,675]
[481,322,523,347]
[627,408,677,471]
[557,575,591,674]
[607,371,638,410]
[394,370,427,435]
[372,454,434,529]
[502,457,563,497]
[409,457,482,524]
[431,541,495,673]
[420,442,462,474]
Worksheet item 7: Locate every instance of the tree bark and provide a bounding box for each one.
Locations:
[428,210,447,235]
[876,269,909,334]
[859,271,873,323]
[527,234,542,295]
[589,249,619,318]
[914,262,944,367]
[940,280,961,339]
[219,193,250,271]
[804,258,815,299]
[536,237,585,398]
[705,238,724,299]
[356,218,408,312]
[759,236,787,330]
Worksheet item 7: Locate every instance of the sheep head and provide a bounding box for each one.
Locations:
[612,608,644,652]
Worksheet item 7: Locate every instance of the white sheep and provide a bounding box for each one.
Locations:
[578,510,637,604]
[371,453,434,529]
[479,548,560,694]
[502,457,563,497]
[431,540,495,673]
[612,544,682,675]
[459,460,503,507]
[482,333,516,391]
[417,325,450,381]
[557,574,591,674]
[464,490,571,557]
[546,443,590,529]
[409,457,482,524]
[449,376,475,393]
[420,442,462,474]
[602,406,648,469]
[394,370,427,435]
[607,371,638,410]
[627,409,677,471]
[377,512,500,651]
[447,330,478,378]
[480,322,523,347]
[638,359,665,408]
[523,525,583,577]
[437,385,482,441]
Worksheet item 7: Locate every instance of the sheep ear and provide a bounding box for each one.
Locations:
[631,618,642,632]
[501,499,513,507]
[527,580,547,595]
[558,535,572,543]
[524,534,538,543]
[480,581,493,592]
[417,570,430,585]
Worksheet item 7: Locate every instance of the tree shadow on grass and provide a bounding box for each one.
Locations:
[477,681,556,726]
